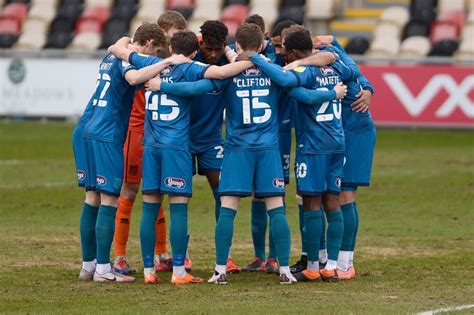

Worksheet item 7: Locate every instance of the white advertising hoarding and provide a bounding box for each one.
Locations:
[0,57,100,117]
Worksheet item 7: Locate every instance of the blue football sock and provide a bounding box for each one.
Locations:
[251,200,267,261]
[212,187,221,223]
[170,203,188,267]
[140,202,160,268]
[304,210,323,262]
[326,210,344,262]
[341,203,356,251]
[352,202,359,251]
[215,207,237,265]
[298,203,307,254]
[268,206,291,266]
[268,227,277,260]
[95,205,117,264]
[80,203,99,261]
[320,205,327,250]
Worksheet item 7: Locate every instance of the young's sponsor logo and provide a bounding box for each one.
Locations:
[77,170,86,181]
[165,177,186,189]
[96,175,107,186]
[320,66,334,76]
[161,66,172,75]
[243,67,261,76]
[273,178,285,189]
[335,178,342,187]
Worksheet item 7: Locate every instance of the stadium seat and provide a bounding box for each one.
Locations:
[399,36,431,56]
[136,3,165,21]
[438,0,465,13]
[192,0,220,20]
[61,0,83,5]
[469,10,474,23]
[430,22,458,43]
[429,39,459,56]
[379,6,409,27]
[76,18,102,33]
[28,3,57,23]
[344,36,370,55]
[100,17,129,48]
[278,5,305,24]
[437,10,466,34]
[0,33,19,48]
[306,0,334,19]
[410,0,437,24]
[374,22,402,39]
[50,16,76,34]
[0,16,21,34]
[167,0,193,8]
[172,6,194,19]
[68,31,101,50]
[22,17,49,34]
[281,0,305,6]
[44,31,74,48]
[80,6,111,25]
[462,23,474,40]
[15,31,47,49]
[1,3,29,24]
[223,0,249,7]
[222,19,240,36]
[111,1,138,21]
[85,0,113,7]
[457,36,474,55]
[403,20,431,39]
[367,36,400,56]
[57,3,84,20]
[221,4,248,24]
[250,2,277,28]
[187,18,204,34]
[30,0,58,5]
[116,0,137,5]
[129,16,156,35]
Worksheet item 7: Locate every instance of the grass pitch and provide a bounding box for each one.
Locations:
[0,121,473,314]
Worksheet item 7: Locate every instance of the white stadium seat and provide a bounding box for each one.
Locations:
[379,6,409,27]
[399,36,431,56]
[68,32,101,51]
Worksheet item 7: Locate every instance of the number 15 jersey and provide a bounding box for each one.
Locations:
[223,66,282,151]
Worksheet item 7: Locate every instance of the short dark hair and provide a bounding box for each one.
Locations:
[235,23,263,51]
[284,30,313,52]
[271,20,296,37]
[281,24,311,39]
[133,23,167,48]
[200,20,228,46]
[170,31,199,56]
[245,14,265,33]
[157,10,187,32]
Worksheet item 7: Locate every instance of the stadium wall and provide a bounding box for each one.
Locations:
[0,53,473,128]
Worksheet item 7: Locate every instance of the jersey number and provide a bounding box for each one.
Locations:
[315,88,341,122]
[146,92,180,121]
[93,73,111,107]
[236,89,271,125]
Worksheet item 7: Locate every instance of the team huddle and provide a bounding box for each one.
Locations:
[73,11,376,285]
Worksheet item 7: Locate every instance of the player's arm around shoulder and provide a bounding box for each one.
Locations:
[289,83,347,105]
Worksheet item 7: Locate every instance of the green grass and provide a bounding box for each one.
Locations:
[0,121,473,314]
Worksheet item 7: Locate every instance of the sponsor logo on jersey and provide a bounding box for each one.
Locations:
[96,175,107,186]
[273,178,285,189]
[335,177,342,187]
[165,177,186,189]
[161,66,172,75]
[77,170,86,181]
[293,66,306,73]
[243,67,261,77]
[320,66,334,76]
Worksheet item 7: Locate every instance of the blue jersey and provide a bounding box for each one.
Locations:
[129,52,209,151]
[189,52,228,152]
[223,66,282,150]
[77,95,95,127]
[83,53,137,145]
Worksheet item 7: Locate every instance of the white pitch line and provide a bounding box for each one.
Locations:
[417,304,474,315]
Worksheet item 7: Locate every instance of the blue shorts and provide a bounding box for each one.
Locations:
[295,153,344,196]
[219,149,285,198]
[142,146,192,196]
[192,141,224,175]
[342,127,376,189]
[279,129,292,184]
[84,138,124,196]
[72,125,89,188]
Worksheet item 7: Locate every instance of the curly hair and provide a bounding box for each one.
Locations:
[200,20,228,46]
[283,30,313,52]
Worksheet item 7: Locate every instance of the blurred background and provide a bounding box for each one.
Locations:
[0,0,473,128]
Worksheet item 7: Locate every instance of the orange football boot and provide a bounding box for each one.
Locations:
[226,257,241,273]
[171,272,204,285]
[144,273,161,284]
[320,269,339,282]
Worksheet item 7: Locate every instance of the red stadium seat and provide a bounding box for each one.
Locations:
[0,16,21,34]
[167,0,194,9]
[437,10,466,33]
[221,4,249,25]
[80,6,111,26]
[223,20,240,36]
[76,18,102,33]
[1,3,29,25]
[430,22,458,43]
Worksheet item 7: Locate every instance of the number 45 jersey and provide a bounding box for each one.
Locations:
[83,53,138,145]
[223,66,282,151]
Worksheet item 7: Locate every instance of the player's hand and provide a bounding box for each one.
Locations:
[283,60,300,71]
[167,54,192,65]
[334,83,347,99]
[351,89,372,112]
[145,75,161,92]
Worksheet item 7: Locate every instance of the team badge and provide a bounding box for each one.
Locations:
[165,177,186,189]
[320,66,335,76]
[273,178,285,189]
[77,170,86,181]
[96,175,107,186]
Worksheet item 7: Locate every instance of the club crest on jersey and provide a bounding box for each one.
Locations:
[77,170,86,181]
[273,178,285,189]
[320,66,334,76]
[165,177,186,189]
[96,175,107,186]
[335,177,342,187]
[243,67,261,76]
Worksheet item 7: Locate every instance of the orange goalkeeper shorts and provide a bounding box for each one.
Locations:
[123,129,144,184]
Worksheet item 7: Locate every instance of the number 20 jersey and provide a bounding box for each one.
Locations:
[83,53,137,145]
[223,66,282,151]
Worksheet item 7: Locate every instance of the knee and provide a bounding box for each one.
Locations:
[340,191,356,205]
[85,191,100,207]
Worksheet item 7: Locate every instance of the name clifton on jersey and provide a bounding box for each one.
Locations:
[233,77,272,88]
